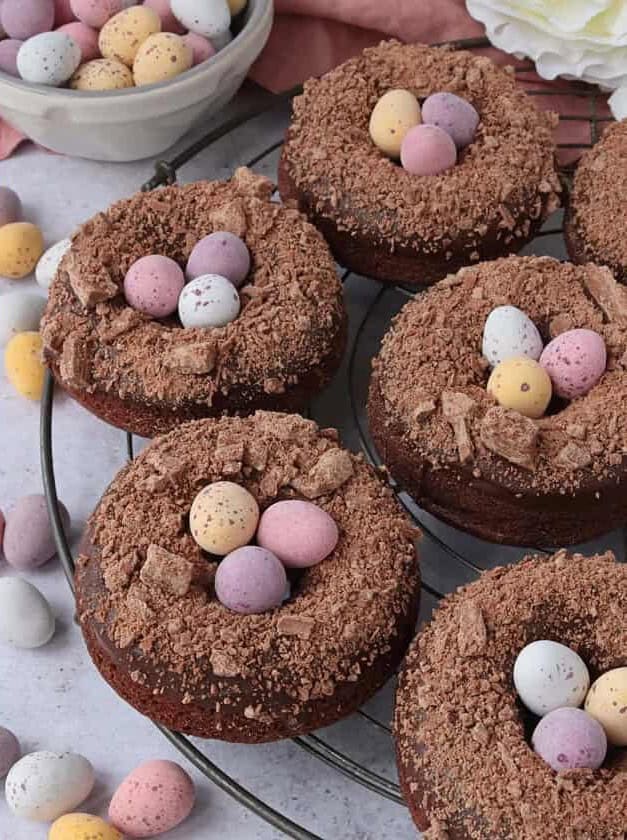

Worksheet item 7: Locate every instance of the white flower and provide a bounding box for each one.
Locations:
[467,0,627,90]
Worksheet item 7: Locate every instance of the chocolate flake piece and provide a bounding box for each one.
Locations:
[441,391,476,464]
[99,308,147,341]
[291,449,354,498]
[59,335,92,389]
[556,442,592,471]
[480,407,538,470]
[413,397,437,420]
[66,250,118,308]
[164,342,216,375]
[233,166,274,201]
[566,424,587,441]
[583,265,627,322]
[548,313,574,338]
[140,544,193,597]
[277,615,315,639]
[457,602,487,656]
[210,649,240,678]
[207,199,247,238]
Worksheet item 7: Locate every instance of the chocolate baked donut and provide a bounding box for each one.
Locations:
[395,550,627,840]
[41,168,347,438]
[565,120,626,283]
[76,411,420,742]
[279,41,561,288]
[369,256,627,546]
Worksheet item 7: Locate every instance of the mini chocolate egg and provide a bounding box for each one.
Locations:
[532,707,607,772]
[482,305,543,368]
[0,727,20,778]
[3,493,70,570]
[0,290,46,345]
[186,231,250,286]
[57,22,100,62]
[0,186,22,227]
[0,578,55,648]
[178,273,240,329]
[5,751,94,820]
[144,0,185,33]
[257,500,339,568]
[422,92,480,149]
[514,640,590,717]
[17,32,82,86]
[70,57,134,90]
[54,0,76,26]
[369,89,421,159]
[99,5,161,67]
[171,0,230,38]
[228,0,246,14]
[133,32,192,86]
[4,331,45,400]
[1,0,54,40]
[70,0,133,29]
[183,31,215,65]
[585,667,627,746]
[539,328,606,400]
[0,222,44,278]
[215,546,287,614]
[190,481,259,555]
[36,238,71,291]
[0,39,23,77]
[487,355,552,419]
[124,255,184,318]
[50,813,122,840]
[109,759,194,837]
[400,124,457,176]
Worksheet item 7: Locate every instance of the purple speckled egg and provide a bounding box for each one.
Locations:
[57,21,99,61]
[400,124,457,176]
[215,546,287,615]
[257,500,339,569]
[0,40,23,77]
[186,231,250,287]
[1,0,55,39]
[0,727,20,778]
[124,255,185,318]
[70,0,130,28]
[144,0,185,33]
[532,707,607,771]
[539,328,606,399]
[183,31,215,66]
[54,0,76,26]
[0,186,21,226]
[3,494,70,570]
[422,92,479,149]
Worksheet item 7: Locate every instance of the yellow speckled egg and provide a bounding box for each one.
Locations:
[0,223,44,279]
[369,89,421,158]
[99,5,161,67]
[585,667,627,746]
[70,59,134,91]
[49,813,122,840]
[228,0,246,12]
[133,32,193,86]
[4,332,45,401]
[190,481,259,556]
[487,355,552,419]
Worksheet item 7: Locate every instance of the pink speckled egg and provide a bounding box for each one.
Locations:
[108,760,195,838]
[57,22,99,61]
[144,0,185,33]
[532,708,607,771]
[400,124,457,176]
[539,328,606,399]
[257,500,339,568]
[186,231,250,287]
[215,546,287,614]
[70,0,129,28]
[0,186,22,226]
[422,92,480,149]
[0,40,23,77]
[54,0,76,25]
[2,0,54,38]
[3,494,70,570]
[124,255,184,318]
[182,31,215,65]
[0,726,20,778]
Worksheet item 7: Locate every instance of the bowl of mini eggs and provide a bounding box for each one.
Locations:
[0,0,273,161]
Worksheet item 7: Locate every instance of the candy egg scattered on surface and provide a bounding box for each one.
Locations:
[144,0,186,33]
[54,0,76,26]
[5,751,94,821]
[3,493,70,570]
[57,22,100,62]
[0,222,44,278]
[108,759,195,838]
[183,32,215,66]
[70,0,132,29]
[186,231,250,286]
[36,238,72,291]
[400,124,457,176]
[369,89,421,159]
[171,0,231,38]
[0,726,20,778]
[17,32,82,86]
[532,707,607,772]
[513,640,590,717]
[49,813,122,840]
[539,328,606,400]
[0,186,22,227]
[421,92,480,149]
[70,57,133,90]
[99,5,161,67]
[0,291,46,345]
[585,667,627,746]
[0,39,23,77]
[4,331,46,400]
[482,305,543,368]
[133,32,192,86]
[0,578,55,648]
[487,355,552,419]
[190,481,259,555]
[178,273,240,329]
[124,255,184,318]
[257,500,339,568]
[215,545,287,614]
[1,0,55,40]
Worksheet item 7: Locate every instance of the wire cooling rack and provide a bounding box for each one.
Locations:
[41,38,618,839]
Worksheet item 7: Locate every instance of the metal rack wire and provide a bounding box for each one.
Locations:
[40,38,615,839]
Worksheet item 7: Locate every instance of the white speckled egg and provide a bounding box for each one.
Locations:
[17,32,81,86]
[0,290,46,345]
[513,640,590,717]
[5,751,94,821]
[36,238,72,291]
[171,0,230,38]
[482,305,543,368]
[178,273,240,329]
[0,578,55,648]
